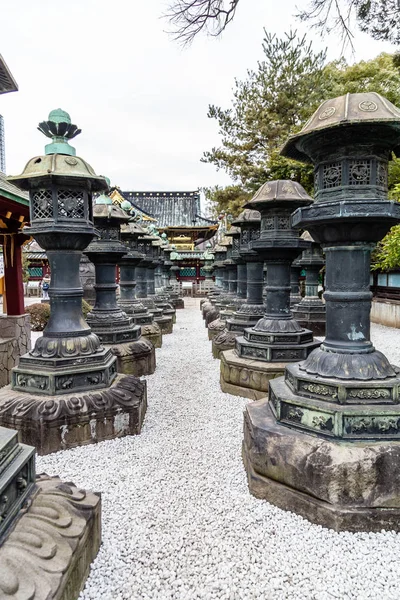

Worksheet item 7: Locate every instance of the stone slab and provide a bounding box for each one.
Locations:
[0,473,101,599]
[220,349,286,398]
[107,339,156,377]
[243,399,400,532]
[0,374,147,455]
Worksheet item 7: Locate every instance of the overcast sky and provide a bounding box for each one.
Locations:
[1,0,395,196]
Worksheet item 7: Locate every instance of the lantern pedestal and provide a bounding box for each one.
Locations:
[220,349,286,400]
[243,399,400,532]
[0,374,147,455]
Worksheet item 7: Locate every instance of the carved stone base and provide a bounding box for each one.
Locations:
[0,473,101,598]
[140,322,162,349]
[243,399,400,532]
[107,338,156,377]
[0,374,147,455]
[220,349,285,399]
[208,317,229,341]
[174,298,185,309]
[155,316,173,335]
[212,329,238,359]
[205,306,220,327]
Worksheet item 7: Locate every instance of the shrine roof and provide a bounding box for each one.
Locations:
[0,55,18,95]
[116,190,216,228]
[0,173,29,207]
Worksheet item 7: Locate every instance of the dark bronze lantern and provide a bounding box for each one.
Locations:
[0,110,147,454]
[243,92,400,532]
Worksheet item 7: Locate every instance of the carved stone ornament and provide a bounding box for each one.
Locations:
[0,375,147,455]
[0,474,101,600]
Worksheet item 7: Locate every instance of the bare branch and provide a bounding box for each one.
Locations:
[297,0,400,48]
[164,0,240,45]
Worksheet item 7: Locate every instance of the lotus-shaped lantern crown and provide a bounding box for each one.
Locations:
[38,108,81,156]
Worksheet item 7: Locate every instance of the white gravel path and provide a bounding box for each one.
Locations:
[37,300,400,600]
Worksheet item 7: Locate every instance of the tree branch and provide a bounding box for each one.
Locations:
[165,0,240,44]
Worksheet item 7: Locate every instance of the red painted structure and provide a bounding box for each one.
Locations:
[0,175,30,315]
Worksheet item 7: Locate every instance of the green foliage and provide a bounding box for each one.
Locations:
[203,185,252,218]
[202,31,326,193]
[82,299,92,319]
[21,253,30,284]
[203,33,400,224]
[26,300,93,331]
[25,303,51,331]
[372,226,400,272]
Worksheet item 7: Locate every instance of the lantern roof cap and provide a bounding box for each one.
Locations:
[225,225,240,236]
[245,180,312,208]
[121,221,147,236]
[281,92,400,163]
[93,194,131,222]
[232,208,260,225]
[213,243,227,253]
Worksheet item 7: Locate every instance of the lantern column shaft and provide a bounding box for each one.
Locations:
[323,244,373,354]
[264,262,291,320]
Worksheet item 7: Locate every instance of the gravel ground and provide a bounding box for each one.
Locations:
[37,300,400,600]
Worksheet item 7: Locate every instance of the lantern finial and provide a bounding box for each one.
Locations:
[38,108,81,156]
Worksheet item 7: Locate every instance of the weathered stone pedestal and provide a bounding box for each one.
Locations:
[220,349,285,399]
[243,399,400,532]
[0,373,147,455]
[243,92,400,532]
[0,109,147,454]
[0,472,101,598]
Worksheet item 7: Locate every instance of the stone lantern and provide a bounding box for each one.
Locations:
[202,243,227,326]
[0,109,147,454]
[150,236,176,325]
[202,242,215,289]
[292,231,326,335]
[220,181,319,399]
[118,203,163,348]
[168,246,185,309]
[137,229,174,335]
[84,194,156,376]
[290,257,302,306]
[212,210,264,358]
[207,236,237,341]
[243,93,400,532]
